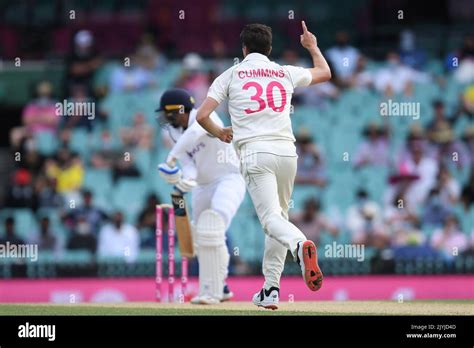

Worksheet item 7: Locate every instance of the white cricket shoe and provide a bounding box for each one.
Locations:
[252,287,279,310]
[191,284,234,305]
[190,294,220,305]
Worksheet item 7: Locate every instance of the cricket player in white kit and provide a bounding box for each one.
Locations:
[196,22,331,309]
[156,88,246,304]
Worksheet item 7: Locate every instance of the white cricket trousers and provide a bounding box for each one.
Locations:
[191,173,246,230]
[239,141,307,289]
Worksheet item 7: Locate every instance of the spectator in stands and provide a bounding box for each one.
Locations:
[176,53,209,104]
[109,45,157,93]
[29,216,62,253]
[58,127,72,149]
[5,168,35,209]
[112,156,141,182]
[427,100,454,132]
[402,140,439,206]
[428,121,469,170]
[294,130,327,187]
[350,201,389,249]
[61,84,94,131]
[469,232,474,255]
[346,189,383,235]
[98,211,139,262]
[354,123,390,168]
[63,190,108,235]
[452,34,474,83]
[135,40,167,72]
[300,79,340,109]
[109,64,152,93]
[460,126,474,167]
[451,85,474,125]
[10,81,58,149]
[460,169,474,209]
[90,129,140,181]
[45,148,84,203]
[0,217,25,245]
[348,55,373,89]
[290,198,338,245]
[120,112,154,150]
[436,165,461,205]
[373,51,430,96]
[384,165,425,246]
[396,124,429,163]
[137,193,161,248]
[16,138,45,173]
[24,81,58,131]
[281,49,308,68]
[398,30,427,71]
[67,214,97,254]
[421,188,452,227]
[431,215,468,260]
[325,31,360,87]
[66,30,102,95]
[90,129,119,169]
[34,175,63,209]
[384,164,421,221]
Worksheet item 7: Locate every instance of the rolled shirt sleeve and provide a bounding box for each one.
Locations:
[283,65,312,88]
[207,66,234,104]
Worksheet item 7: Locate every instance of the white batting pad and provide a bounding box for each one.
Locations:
[195,209,229,301]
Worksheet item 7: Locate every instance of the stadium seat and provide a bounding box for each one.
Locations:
[228,208,264,262]
[83,168,113,197]
[35,132,59,156]
[133,148,152,176]
[112,178,149,223]
[69,128,91,159]
[0,209,38,241]
[59,250,94,264]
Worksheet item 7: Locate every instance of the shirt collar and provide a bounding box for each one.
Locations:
[243,53,270,62]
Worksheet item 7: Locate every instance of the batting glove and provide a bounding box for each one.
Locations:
[158,162,182,184]
[174,178,197,195]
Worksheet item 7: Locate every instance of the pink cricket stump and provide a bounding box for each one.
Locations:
[155,204,188,303]
[181,256,188,299]
[155,206,163,302]
[167,207,175,303]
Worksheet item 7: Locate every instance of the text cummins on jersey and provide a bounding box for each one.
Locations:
[208,52,312,149]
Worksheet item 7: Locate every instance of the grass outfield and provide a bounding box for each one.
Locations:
[0,300,472,316]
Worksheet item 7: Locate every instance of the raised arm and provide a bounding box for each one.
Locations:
[300,21,332,85]
[196,97,233,143]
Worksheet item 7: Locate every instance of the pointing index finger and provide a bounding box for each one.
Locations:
[302,20,308,33]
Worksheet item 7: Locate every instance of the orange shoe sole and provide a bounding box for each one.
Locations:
[262,305,278,310]
[302,240,323,291]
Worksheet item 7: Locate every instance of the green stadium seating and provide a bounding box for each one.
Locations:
[0,209,37,241]
[69,128,91,159]
[133,148,152,176]
[83,168,113,197]
[35,132,59,156]
[228,208,264,262]
[58,250,94,264]
[112,178,149,223]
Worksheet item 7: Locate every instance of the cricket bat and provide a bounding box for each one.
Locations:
[171,192,194,257]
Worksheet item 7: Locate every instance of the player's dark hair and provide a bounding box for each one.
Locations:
[240,24,272,56]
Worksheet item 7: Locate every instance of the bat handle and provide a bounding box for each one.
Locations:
[172,189,183,196]
[167,157,177,167]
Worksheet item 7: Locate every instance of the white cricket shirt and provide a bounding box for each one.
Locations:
[167,109,240,185]
[207,53,312,151]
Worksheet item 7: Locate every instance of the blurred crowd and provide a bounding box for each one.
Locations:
[2,27,474,270]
